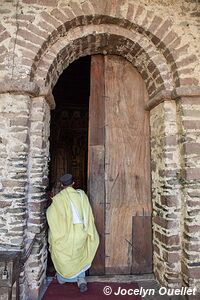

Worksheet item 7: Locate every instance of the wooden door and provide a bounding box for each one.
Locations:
[88,55,152,275]
[88,55,105,275]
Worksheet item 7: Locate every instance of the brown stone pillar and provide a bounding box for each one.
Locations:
[172,87,200,295]
[0,81,53,300]
[25,96,51,300]
[146,90,182,288]
[0,92,31,250]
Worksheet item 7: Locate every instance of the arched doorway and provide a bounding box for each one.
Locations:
[47,54,152,277]
[19,4,195,294]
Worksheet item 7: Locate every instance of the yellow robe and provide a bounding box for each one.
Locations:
[46,187,99,278]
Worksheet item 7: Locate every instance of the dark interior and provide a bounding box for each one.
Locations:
[49,56,91,192]
[47,56,91,276]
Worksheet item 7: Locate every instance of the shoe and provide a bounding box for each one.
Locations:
[56,273,65,285]
[79,282,88,293]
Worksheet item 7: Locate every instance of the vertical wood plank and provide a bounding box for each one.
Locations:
[104,55,152,274]
[88,55,105,147]
[132,216,153,274]
[88,146,105,275]
[88,55,105,275]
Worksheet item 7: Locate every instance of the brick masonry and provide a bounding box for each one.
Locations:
[0,0,199,299]
[151,99,185,286]
[177,96,200,291]
[0,93,30,250]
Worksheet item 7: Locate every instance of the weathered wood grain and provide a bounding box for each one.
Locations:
[88,55,105,275]
[104,55,152,274]
[88,146,105,275]
[132,216,153,274]
[88,55,105,147]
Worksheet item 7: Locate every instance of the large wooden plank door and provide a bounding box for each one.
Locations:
[88,54,152,275]
[104,55,152,274]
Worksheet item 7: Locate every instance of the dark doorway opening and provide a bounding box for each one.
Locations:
[49,56,91,191]
[47,56,91,276]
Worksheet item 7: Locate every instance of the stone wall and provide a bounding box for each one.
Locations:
[0,0,199,299]
[0,91,50,299]
[0,93,30,250]
[0,0,199,85]
[25,96,50,299]
[178,95,200,290]
[150,100,182,287]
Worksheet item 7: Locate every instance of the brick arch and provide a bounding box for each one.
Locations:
[16,1,198,91]
[33,24,173,97]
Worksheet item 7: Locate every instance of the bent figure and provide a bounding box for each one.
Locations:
[46,174,99,292]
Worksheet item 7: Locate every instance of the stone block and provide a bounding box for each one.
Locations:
[22,0,58,6]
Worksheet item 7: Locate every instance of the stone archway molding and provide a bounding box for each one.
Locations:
[33,25,174,97]
[0,80,39,97]
[17,6,198,88]
[10,2,198,99]
[145,86,200,110]
[0,80,55,108]
[1,80,200,111]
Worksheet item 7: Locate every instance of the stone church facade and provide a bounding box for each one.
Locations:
[0,0,199,299]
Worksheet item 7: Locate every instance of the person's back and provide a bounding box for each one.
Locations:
[46,174,99,292]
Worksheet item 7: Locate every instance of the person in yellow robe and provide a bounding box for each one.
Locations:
[46,174,99,292]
